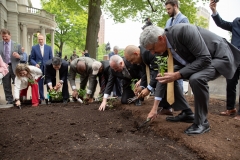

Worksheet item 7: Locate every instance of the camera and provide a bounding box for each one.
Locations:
[142,18,153,30]
[214,0,219,3]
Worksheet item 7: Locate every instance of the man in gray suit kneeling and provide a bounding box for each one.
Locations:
[140,24,240,135]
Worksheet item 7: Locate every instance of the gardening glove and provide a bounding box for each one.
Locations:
[15,100,21,106]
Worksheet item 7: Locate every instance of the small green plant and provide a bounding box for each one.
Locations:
[155,56,168,76]
[28,79,35,84]
[131,79,138,91]
[77,89,86,98]
[107,97,117,109]
[49,90,63,101]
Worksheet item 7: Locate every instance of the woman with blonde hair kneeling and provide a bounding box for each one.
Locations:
[14,64,42,107]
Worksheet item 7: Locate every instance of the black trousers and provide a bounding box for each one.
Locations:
[226,65,240,114]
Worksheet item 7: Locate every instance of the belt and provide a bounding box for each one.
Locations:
[8,63,11,65]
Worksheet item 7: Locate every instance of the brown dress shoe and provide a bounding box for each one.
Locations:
[220,108,237,116]
[158,108,173,115]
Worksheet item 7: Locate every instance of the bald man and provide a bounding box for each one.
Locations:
[99,55,142,111]
[124,45,173,115]
[69,57,97,102]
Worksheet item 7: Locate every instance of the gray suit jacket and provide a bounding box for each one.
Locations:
[165,23,240,79]
[0,40,22,74]
[69,57,96,91]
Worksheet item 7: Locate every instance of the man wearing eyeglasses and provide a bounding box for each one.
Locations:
[140,24,240,135]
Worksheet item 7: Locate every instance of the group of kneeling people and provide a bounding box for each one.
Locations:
[13,23,240,135]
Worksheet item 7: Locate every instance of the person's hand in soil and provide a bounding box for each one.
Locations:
[147,99,161,120]
[72,90,78,99]
[99,98,107,111]
[15,100,21,106]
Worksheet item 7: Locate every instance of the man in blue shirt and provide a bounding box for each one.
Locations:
[20,47,28,64]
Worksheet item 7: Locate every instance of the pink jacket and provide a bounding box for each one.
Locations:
[0,55,9,76]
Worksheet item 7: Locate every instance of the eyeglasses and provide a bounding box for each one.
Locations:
[148,42,157,54]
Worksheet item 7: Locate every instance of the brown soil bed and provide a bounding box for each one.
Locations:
[0,96,239,160]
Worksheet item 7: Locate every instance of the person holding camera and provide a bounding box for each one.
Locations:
[210,0,240,120]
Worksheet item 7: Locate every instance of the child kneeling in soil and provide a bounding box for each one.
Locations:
[14,64,42,107]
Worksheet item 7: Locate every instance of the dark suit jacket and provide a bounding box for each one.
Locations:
[139,46,158,88]
[30,44,53,73]
[165,23,240,79]
[212,13,240,49]
[97,60,110,93]
[44,59,69,84]
[104,58,142,95]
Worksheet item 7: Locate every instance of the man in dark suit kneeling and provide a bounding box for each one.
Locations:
[45,57,69,103]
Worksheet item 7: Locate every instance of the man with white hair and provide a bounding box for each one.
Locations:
[108,46,122,97]
[99,55,142,111]
[140,24,240,135]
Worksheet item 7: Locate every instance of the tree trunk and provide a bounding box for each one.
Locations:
[85,0,102,59]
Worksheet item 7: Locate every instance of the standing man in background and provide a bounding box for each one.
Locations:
[159,0,190,115]
[0,29,23,104]
[30,34,53,104]
[20,47,28,64]
[210,0,240,120]
[108,46,122,97]
[83,49,90,57]
[69,50,79,63]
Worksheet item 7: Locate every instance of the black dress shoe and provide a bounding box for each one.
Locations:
[63,99,70,104]
[6,101,13,104]
[166,112,194,123]
[185,121,210,135]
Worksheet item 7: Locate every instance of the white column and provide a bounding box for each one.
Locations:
[41,26,46,44]
[50,29,55,55]
[29,34,33,54]
[22,24,28,53]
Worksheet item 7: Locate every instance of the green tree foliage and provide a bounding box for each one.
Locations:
[195,16,209,29]
[41,0,88,53]
[41,0,208,59]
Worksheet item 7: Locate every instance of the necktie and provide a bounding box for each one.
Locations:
[143,61,150,99]
[100,74,106,94]
[40,46,44,57]
[167,49,174,105]
[56,69,61,90]
[170,17,174,26]
[4,42,10,63]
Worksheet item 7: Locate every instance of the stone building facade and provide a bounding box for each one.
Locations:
[0,0,56,54]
